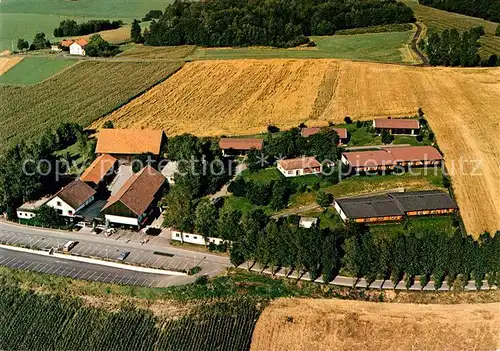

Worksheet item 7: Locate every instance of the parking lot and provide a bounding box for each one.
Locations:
[0,228,207,273]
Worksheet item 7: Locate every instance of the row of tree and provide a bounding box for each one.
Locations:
[0,123,94,217]
[228,211,500,289]
[144,0,415,48]
[418,0,500,23]
[424,27,497,67]
[17,33,51,51]
[53,19,123,38]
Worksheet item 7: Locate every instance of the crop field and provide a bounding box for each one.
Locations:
[0,56,22,75]
[189,31,416,63]
[402,0,500,57]
[118,44,196,60]
[0,284,262,351]
[0,56,77,85]
[251,298,500,350]
[95,59,500,235]
[0,60,182,148]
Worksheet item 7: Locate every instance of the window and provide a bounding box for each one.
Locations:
[56,201,62,206]
[175,233,180,237]
[68,210,73,216]
[30,214,34,217]
[185,235,190,238]
[193,236,198,240]
[56,209,63,215]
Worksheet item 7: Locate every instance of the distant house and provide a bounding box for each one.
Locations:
[161,161,179,184]
[101,166,166,228]
[277,156,322,177]
[373,118,420,135]
[46,180,96,218]
[95,129,166,162]
[16,196,51,220]
[219,138,264,156]
[69,39,88,56]
[334,190,458,223]
[80,154,117,189]
[341,146,443,172]
[300,127,349,145]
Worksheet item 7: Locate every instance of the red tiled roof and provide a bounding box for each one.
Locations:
[102,166,165,216]
[373,118,420,130]
[219,138,263,151]
[96,129,164,155]
[74,38,88,47]
[278,156,321,171]
[342,146,443,168]
[53,180,96,210]
[301,127,348,139]
[80,154,117,184]
[61,40,74,47]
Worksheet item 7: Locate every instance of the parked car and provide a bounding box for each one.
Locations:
[105,228,116,236]
[62,241,78,253]
[117,252,130,261]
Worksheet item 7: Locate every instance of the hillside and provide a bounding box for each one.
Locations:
[93,59,500,235]
[251,298,500,350]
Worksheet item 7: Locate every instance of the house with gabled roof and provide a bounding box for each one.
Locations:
[80,154,117,189]
[277,156,322,177]
[95,129,166,162]
[69,38,88,56]
[101,166,166,228]
[300,127,349,145]
[373,118,420,135]
[45,180,96,218]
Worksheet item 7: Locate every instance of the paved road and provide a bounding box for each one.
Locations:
[0,247,194,287]
[0,221,230,278]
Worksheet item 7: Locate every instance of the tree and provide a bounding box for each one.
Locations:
[85,34,120,57]
[131,19,143,43]
[194,200,218,238]
[103,120,114,129]
[497,25,500,37]
[306,129,339,162]
[342,234,365,279]
[344,116,353,124]
[381,129,394,144]
[246,148,264,172]
[269,179,292,210]
[227,177,247,197]
[131,153,156,173]
[321,233,340,282]
[245,181,272,206]
[17,39,29,51]
[31,32,50,50]
[316,191,332,209]
[162,186,195,232]
[34,205,62,227]
[217,209,242,240]
[143,10,163,21]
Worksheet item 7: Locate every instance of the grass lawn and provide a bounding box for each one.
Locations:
[188,31,416,64]
[240,167,282,184]
[0,57,77,85]
[401,0,500,57]
[370,215,457,236]
[342,122,433,147]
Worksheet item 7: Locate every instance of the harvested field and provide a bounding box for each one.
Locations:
[0,60,182,148]
[0,56,23,75]
[251,298,500,351]
[95,59,500,235]
[117,45,196,60]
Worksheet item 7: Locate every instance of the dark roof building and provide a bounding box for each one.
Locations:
[52,180,96,210]
[219,138,264,156]
[334,190,458,223]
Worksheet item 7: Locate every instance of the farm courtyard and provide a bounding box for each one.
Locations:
[94,59,500,236]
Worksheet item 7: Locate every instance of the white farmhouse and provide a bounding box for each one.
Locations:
[46,180,96,218]
[277,156,322,177]
[69,39,88,56]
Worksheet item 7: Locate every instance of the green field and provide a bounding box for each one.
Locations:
[0,56,77,85]
[189,31,416,63]
[402,0,500,57]
[0,0,170,51]
[0,60,183,148]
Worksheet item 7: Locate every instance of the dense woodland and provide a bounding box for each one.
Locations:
[53,19,123,37]
[144,0,415,47]
[418,0,500,23]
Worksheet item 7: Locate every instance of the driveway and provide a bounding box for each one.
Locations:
[109,164,133,195]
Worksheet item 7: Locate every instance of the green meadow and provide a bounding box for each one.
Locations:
[0,57,77,85]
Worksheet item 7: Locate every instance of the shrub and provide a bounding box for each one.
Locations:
[195,275,209,285]
[344,116,353,124]
[381,129,394,144]
[146,227,162,236]
[267,124,280,133]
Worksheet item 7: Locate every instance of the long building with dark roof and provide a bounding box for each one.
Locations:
[334,190,458,223]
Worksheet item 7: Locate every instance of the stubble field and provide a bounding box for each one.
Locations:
[0,56,23,75]
[251,298,500,351]
[93,59,500,235]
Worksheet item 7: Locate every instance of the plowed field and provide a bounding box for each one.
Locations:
[93,59,500,235]
[251,298,500,351]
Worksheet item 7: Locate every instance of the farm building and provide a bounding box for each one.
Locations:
[69,39,88,56]
[16,196,52,220]
[170,229,228,246]
[101,166,166,229]
[341,146,443,172]
[277,156,322,177]
[161,161,179,184]
[80,154,117,189]
[46,180,96,218]
[373,118,420,135]
[300,127,349,145]
[95,129,166,162]
[334,190,457,223]
[219,138,264,156]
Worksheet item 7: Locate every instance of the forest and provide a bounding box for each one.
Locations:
[418,0,500,23]
[53,20,123,37]
[144,0,415,47]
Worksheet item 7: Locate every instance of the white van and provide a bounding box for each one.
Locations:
[62,241,78,253]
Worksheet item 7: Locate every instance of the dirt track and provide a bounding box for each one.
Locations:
[251,298,500,351]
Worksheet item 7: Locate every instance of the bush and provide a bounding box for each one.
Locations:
[311,181,320,191]
[428,131,435,141]
[381,129,394,144]
[416,134,423,142]
[267,124,280,133]
[195,275,209,285]
[344,116,352,124]
[442,175,451,189]
[146,227,162,236]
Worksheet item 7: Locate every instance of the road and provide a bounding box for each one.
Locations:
[411,23,430,66]
[0,221,230,282]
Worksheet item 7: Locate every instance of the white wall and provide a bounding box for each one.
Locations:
[170,230,228,246]
[105,214,139,226]
[333,200,348,222]
[46,196,76,217]
[17,210,36,219]
[277,164,322,177]
[69,43,85,56]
